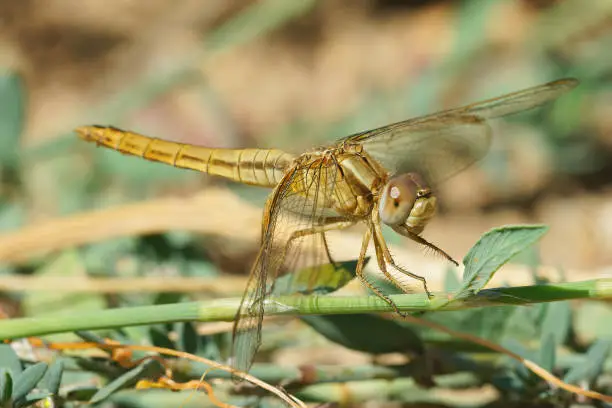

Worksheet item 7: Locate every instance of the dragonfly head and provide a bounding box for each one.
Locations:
[379,173,436,230]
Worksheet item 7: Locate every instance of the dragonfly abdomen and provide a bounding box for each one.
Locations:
[75,126,294,187]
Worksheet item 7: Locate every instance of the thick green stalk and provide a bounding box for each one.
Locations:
[1,279,610,340]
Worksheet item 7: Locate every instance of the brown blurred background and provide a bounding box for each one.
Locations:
[0,0,611,296]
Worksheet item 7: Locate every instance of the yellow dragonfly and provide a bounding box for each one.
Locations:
[75,77,578,376]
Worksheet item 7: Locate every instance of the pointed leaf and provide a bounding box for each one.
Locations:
[444,267,461,292]
[301,314,424,355]
[13,362,48,402]
[0,344,22,378]
[456,225,548,299]
[89,359,164,404]
[0,369,12,403]
[539,333,556,373]
[64,386,98,402]
[564,339,611,384]
[22,391,52,407]
[272,258,365,295]
[541,301,571,346]
[75,331,107,346]
[148,326,176,350]
[176,322,198,354]
[43,360,64,395]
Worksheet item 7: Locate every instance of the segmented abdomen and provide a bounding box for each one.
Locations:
[75,126,295,187]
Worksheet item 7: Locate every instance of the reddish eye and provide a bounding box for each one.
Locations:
[379,174,420,226]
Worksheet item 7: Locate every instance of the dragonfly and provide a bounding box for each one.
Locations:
[75,77,579,376]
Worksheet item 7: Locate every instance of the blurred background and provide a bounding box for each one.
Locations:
[0,0,611,397]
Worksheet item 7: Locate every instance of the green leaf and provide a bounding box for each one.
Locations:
[0,344,22,378]
[500,304,544,344]
[539,333,556,373]
[21,392,52,407]
[424,305,518,344]
[541,301,571,345]
[574,302,612,342]
[75,331,106,344]
[564,339,611,385]
[89,359,164,404]
[148,327,176,350]
[12,362,48,402]
[301,314,424,355]
[0,71,25,166]
[456,225,549,300]
[0,369,12,403]
[176,322,198,355]
[272,258,365,296]
[444,267,461,292]
[43,360,64,395]
[64,386,98,402]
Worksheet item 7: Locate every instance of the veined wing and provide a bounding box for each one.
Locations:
[343,78,578,184]
[231,157,346,377]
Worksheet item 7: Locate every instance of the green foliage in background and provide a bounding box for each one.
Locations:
[1,225,612,406]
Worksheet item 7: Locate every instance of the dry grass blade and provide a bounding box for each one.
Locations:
[0,188,260,265]
[39,339,306,408]
[0,276,247,295]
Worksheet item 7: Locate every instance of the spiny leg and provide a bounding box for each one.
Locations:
[354,228,406,317]
[371,211,433,298]
[392,224,458,266]
[320,232,336,266]
[276,218,356,275]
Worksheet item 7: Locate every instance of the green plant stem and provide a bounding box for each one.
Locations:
[1,279,611,340]
[178,362,401,384]
[293,372,485,404]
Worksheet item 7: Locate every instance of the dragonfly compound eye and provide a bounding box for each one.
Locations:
[379,174,421,226]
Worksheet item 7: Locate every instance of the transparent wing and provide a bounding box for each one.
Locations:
[344,78,578,183]
[231,158,345,377]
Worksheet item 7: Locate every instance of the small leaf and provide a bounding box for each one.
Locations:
[75,331,107,345]
[541,301,571,346]
[89,359,164,404]
[64,386,98,402]
[424,306,518,344]
[456,225,548,299]
[444,267,461,292]
[22,391,52,407]
[564,339,611,385]
[176,322,198,355]
[0,344,22,378]
[12,362,48,402]
[301,314,424,355]
[149,326,176,350]
[272,258,365,296]
[0,369,12,403]
[0,71,25,166]
[539,333,556,373]
[43,360,64,395]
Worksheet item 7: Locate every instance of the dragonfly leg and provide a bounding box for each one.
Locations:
[285,219,355,248]
[392,224,458,266]
[320,232,335,265]
[275,219,356,276]
[371,212,434,299]
[354,228,406,317]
